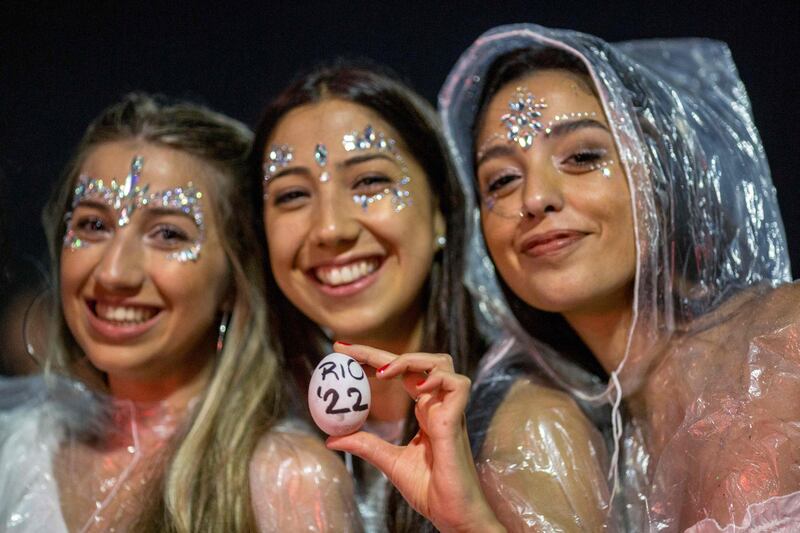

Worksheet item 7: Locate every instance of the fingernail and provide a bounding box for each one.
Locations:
[416,379,426,387]
[336,341,352,346]
[377,363,390,374]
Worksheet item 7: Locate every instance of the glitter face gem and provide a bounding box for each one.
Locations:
[342,125,412,212]
[262,144,294,192]
[62,156,206,262]
[314,143,328,167]
[501,87,548,149]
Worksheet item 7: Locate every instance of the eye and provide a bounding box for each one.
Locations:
[272,188,310,207]
[149,224,189,245]
[486,171,522,195]
[561,148,608,170]
[353,174,392,194]
[74,216,109,235]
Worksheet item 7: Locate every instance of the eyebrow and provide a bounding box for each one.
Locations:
[475,144,517,168]
[546,118,609,138]
[267,152,400,182]
[139,206,198,224]
[337,152,397,169]
[73,198,112,212]
[74,201,198,226]
[476,118,611,167]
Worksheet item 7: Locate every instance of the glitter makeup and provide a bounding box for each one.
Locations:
[501,87,548,149]
[342,125,411,212]
[262,144,294,192]
[63,156,206,262]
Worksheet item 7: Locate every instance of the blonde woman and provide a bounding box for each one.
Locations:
[0,94,359,532]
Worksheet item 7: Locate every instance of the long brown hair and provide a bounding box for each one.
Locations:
[43,93,284,532]
[250,62,484,531]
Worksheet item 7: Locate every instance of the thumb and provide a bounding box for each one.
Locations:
[327,431,401,476]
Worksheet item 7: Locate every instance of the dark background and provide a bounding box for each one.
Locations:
[1,1,798,294]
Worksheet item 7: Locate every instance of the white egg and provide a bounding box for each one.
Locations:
[308,353,371,436]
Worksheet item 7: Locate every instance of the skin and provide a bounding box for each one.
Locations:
[263,100,504,530]
[329,342,505,533]
[263,98,444,421]
[60,141,231,403]
[476,70,636,372]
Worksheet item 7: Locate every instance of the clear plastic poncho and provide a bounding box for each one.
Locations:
[0,374,361,532]
[440,23,799,531]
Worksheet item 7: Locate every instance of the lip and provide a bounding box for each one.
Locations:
[84,299,163,342]
[520,229,587,258]
[305,255,385,297]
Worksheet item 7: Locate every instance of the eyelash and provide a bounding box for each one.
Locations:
[271,174,394,207]
[487,172,522,193]
[273,188,309,206]
[150,224,189,243]
[353,174,392,192]
[74,216,109,234]
[562,148,608,167]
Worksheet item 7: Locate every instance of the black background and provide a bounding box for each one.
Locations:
[2,1,798,287]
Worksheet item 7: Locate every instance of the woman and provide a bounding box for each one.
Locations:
[440,24,800,531]
[0,93,358,532]
[254,63,612,531]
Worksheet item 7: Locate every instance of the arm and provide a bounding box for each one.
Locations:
[249,428,363,533]
[477,379,613,532]
[651,282,800,529]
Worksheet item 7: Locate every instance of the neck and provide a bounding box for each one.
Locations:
[338,303,425,423]
[562,304,633,376]
[343,297,427,354]
[107,356,213,408]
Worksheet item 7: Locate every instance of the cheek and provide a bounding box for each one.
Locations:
[480,213,517,267]
[265,213,306,270]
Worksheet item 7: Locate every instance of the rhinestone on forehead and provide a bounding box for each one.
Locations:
[342,125,411,212]
[314,144,328,167]
[62,156,206,263]
[262,145,294,185]
[500,87,548,149]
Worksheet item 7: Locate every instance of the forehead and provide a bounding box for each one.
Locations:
[267,99,404,153]
[485,70,602,124]
[79,140,212,193]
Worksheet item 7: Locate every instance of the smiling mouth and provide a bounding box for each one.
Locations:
[312,258,382,287]
[90,300,161,325]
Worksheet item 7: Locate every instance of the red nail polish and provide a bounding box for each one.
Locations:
[337,341,352,346]
[417,379,426,387]
[377,364,390,373]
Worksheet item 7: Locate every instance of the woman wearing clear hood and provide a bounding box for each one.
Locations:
[439,24,800,531]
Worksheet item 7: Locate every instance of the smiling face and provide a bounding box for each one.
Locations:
[263,99,444,343]
[476,70,636,317]
[60,141,231,385]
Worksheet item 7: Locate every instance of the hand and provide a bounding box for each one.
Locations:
[326,342,505,533]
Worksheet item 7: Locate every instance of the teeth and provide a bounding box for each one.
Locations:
[95,302,157,324]
[315,259,379,287]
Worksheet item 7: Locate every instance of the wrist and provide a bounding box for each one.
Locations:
[438,502,506,533]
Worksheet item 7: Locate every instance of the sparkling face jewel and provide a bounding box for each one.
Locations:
[341,124,411,212]
[62,156,205,262]
[262,144,294,195]
[314,144,328,167]
[500,87,548,149]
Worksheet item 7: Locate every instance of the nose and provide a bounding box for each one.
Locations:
[94,230,146,293]
[520,169,564,219]
[307,189,361,248]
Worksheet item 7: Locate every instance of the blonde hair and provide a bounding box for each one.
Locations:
[42,93,283,531]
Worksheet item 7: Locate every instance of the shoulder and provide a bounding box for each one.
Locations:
[249,423,350,484]
[483,378,605,458]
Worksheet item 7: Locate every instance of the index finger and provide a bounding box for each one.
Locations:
[333,342,398,370]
